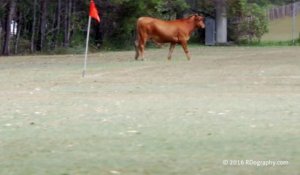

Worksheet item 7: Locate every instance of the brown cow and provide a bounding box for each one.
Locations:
[134,14,205,61]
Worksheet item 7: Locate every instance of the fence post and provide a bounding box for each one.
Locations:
[292,1,296,45]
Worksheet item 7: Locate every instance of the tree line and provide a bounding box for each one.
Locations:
[0,0,293,56]
[1,0,90,55]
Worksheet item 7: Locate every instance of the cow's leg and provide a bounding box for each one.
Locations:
[139,38,147,61]
[152,40,163,48]
[134,40,139,60]
[180,41,191,61]
[141,44,146,61]
[168,43,176,60]
[138,44,145,61]
[135,30,147,61]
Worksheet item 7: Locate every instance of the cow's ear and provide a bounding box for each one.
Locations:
[194,15,200,21]
[195,15,204,21]
[188,14,196,18]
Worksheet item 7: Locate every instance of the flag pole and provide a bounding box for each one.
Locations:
[82,16,92,78]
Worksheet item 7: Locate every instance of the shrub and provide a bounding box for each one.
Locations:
[228,0,268,43]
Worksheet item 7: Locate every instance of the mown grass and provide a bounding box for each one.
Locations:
[238,39,300,46]
[0,47,299,175]
[262,15,300,42]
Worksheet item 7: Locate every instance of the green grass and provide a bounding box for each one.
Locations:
[0,47,299,175]
[262,15,300,41]
[238,39,300,46]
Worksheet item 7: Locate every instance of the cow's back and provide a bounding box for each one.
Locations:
[137,17,156,26]
[136,17,161,33]
[136,17,180,43]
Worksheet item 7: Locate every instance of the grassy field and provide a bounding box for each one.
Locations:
[262,15,300,41]
[0,46,300,175]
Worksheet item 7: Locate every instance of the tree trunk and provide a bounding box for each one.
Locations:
[38,0,48,51]
[14,12,22,54]
[64,0,72,47]
[215,0,227,44]
[2,0,16,55]
[31,0,37,53]
[54,0,61,48]
[0,4,5,54]
[0,22,2,50]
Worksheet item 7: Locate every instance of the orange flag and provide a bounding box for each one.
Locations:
[89,0,100,23]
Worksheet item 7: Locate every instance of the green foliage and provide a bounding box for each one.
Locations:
[156,0,189,19]
[0,2,7,44]
[247,0,270,6]
[248,0,293,6]
[0,3,5,18]
[246,3,269,41]
[102,0,188,49]
[101,0,158,49]
[228,0,269,43]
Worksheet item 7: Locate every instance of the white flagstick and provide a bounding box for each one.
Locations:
[82,16,92,77]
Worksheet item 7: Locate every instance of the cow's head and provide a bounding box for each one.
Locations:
[194,15,205,29]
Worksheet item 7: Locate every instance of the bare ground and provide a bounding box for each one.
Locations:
[0,46,299,175]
